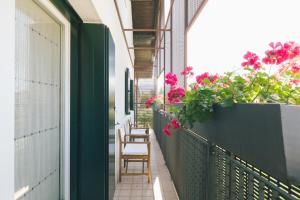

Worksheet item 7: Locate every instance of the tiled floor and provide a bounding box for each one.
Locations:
[114,130,179,200]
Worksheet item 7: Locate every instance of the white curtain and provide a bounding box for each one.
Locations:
[15,0,61,199]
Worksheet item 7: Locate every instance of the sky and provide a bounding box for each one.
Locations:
[187,0,300,82]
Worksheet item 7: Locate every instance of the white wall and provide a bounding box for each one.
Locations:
[0,1,15,199]
[90,0,134,183]
[89,0,134,124]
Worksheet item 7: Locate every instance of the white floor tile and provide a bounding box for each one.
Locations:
[114,131,179,200]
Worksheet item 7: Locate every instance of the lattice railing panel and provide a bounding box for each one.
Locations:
[153,110,300,200]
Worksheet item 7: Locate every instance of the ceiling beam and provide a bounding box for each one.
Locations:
[134,65,153,67]
[135,71,152,74]
[135,72,152,75]
[134,62,153,66]
[135,67,152,69]
[154,0,175,60]
[135,71,152,73]
[131,0,153,2]
[114,0,134,67]
[135,67,153,70]
[129,47,163,50]
[154,0,162,60]
[136,65,153,71]
[123,28,171,32]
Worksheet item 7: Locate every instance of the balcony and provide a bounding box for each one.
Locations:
[3,0,300,200]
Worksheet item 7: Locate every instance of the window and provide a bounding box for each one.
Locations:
[125,68,130,115]
[15,0,70,198]
[130,80,134,110]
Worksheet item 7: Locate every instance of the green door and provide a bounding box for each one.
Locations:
[79,24,115,200]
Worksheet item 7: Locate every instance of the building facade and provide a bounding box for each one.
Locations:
[0,0,134,199]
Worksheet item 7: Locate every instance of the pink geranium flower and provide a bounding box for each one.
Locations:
[262,42,300,65]
[242,51,260,66]
[283,41,300,59]
[192,83,199,90]
[181,66,194,76]
[291,65,300,73]
[241,51,262,70]
[196,72,219,85]
[163,124,172,136]
[262,42,284,64]
[196,72,209,84]
[291,79,300,86]
[171,119,181,129]
[145,96,156,108]
[208,74,219,83]
[253,62,262,70]
[165,72,178,86]
[167,86,186,104]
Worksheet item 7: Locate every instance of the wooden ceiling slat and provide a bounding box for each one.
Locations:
[131,0,158,78]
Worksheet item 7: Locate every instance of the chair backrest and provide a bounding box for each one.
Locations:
[118,128,126,154]
[146,124,151,134]
[118,128,123,143]
[118,128,126,144]
[127,119,132,132]
[124,123,129,135]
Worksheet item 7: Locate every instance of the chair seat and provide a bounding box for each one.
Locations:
[123,144,148,155]
[131,129,147,135]
[132,138,146,143]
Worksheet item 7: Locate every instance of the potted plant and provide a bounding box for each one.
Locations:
[146,41,300,185]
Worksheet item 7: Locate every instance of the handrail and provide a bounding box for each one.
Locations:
[181,127,208,143]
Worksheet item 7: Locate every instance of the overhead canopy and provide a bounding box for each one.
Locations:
[130,0,159,78]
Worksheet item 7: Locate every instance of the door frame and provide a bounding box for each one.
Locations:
[35,0,71,199]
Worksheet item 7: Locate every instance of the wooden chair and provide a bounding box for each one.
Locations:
[127,119,150,142]
[118,128,151,183]
[123,124,149,170]
[126,120,150,170]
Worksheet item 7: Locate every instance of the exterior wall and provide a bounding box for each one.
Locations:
[1,0,134,197]
[0,1,15,199]
[90,0,134,182]
[69,0,134,123]
[171,0,185,86]
[90,0,134,126]
[154,0,207,104]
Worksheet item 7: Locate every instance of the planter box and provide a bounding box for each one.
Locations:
[190,103,300,185]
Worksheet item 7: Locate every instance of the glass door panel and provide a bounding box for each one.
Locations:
[15,0,61,199]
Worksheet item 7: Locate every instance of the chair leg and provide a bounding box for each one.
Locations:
[123,159,126,168]
[126,160,129,173]
[147,158,151,183]
[119,157,122,182]
[142,159,145,174]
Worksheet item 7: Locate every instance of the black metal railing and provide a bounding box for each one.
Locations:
[153,110,300,200]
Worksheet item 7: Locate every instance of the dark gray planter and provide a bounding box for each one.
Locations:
[190,103,300,185]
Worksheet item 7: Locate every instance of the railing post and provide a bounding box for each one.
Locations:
[207,143,217,200]
[227,150,233,200]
